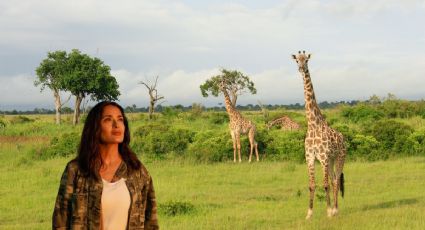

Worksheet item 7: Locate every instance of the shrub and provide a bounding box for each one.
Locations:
[9,115,34,124]
[159,201,195,216]
[161,106,181,118]
[132,123,194,157]
[207,112,228,125]
[350,134,385,161]
[362,119,413,154]
[133,123,171,138]
[265,131,305,162]
[187,130,233,163]
[341,104,384,122]
[0,119,6,129]
[33,132,80,159]
[404,129,425,156]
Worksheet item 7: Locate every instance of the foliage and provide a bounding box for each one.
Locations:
[187,130,233,163]
[264,130,305,162]
[340,103,384,122]
[206,112,229,125]
[64,49,120,102]
[362,119,413,153]
[189,103,204,118]
[350,134,384,161]
[132,123,194,157]
[161,106,181,118]
[32,132,80,159]
[200,68,256,105]
[159,201,196,216]
[0,118,6,129]
[9,115,35,124]
[404,128,425,156]
[34,50,68,92]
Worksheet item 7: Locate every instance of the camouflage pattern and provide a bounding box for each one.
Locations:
[53,160,159,230]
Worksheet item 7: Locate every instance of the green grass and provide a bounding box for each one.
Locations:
[0,111,424,229]
[1,138,424,229]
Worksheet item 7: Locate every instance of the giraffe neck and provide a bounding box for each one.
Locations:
[301,68,325,125]
[222,88,242,121]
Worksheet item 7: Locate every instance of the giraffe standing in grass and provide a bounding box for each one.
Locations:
[292,51,346,219]
[219,81,259,162]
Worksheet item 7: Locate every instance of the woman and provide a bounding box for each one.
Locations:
[53,101,159,230]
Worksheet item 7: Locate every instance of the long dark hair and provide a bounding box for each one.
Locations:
[76,101,141,179]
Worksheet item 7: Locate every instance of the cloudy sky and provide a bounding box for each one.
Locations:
[1,0,424,110]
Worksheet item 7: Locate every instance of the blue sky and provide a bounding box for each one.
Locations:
[1,0,424,110]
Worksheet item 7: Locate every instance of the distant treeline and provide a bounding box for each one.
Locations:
[0,100,360,115]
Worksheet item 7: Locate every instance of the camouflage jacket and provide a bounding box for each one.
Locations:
[52,160,159,230]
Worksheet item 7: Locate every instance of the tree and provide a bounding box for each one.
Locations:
[139,76,165,119]
[64,49,120,125]
[200,69,256,106]
[35,51,71,124]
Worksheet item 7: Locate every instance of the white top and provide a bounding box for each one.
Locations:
[101,178,131,230]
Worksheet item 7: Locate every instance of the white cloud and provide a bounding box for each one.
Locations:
[0,0,424,109]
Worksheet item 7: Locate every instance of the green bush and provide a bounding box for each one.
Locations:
[33,132,80,159]
[187,130,233,163]
[132,123,194,157]
[350,134,385,161]
[362,120,413,154]
[159,201,195,216]
[341,104,384,122]
[0,119,6,129]
[133,123,171,138]
[265,130,305,162]
[404,129,425,156]
[207,112,228,125]
[10,115,34,124]
[161,106,181,118]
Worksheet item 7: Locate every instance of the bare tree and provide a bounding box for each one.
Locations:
[139,76,165,119]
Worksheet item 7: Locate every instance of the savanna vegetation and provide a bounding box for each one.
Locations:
[1,96,425,229]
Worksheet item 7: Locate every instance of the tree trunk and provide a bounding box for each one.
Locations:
[230,91,238,107]
[73,94,83,125]
[53,89,62,125]
[149,99,154,120]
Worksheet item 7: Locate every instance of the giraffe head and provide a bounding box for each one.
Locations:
[218,79,228,92]
[292,50,311,73]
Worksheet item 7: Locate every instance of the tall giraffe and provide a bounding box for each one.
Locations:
[292,51,346,219]
[219,81,259,162]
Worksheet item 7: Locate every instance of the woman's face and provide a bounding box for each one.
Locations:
[100,105,125,144]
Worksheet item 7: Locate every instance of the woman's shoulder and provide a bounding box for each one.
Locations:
[63,159,80,174]
[127,161,151,180]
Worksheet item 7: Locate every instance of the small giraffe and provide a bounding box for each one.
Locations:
[267,116,300,130]
[219,81,259,162]
[292,51,346,219]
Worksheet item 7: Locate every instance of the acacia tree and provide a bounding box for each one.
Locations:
[35,51,71,124]
[139,76,165,119]
[64,49,120,125]
[200,69,257,106]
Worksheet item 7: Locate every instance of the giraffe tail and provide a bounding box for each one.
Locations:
[340,173,345,198]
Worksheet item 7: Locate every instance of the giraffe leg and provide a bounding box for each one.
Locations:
[328,159,336,217]
[230,131,237,163]
[306,157,315,220]
[321,161,332,217]
[255,142,259,162]
[333,151,346,216]
[248,128,256,163]
[236,135,242,163]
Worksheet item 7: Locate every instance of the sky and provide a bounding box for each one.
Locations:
[1,0,424,110]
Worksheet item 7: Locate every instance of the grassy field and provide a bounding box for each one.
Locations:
[0,109,424,229]
[1,135,424,229]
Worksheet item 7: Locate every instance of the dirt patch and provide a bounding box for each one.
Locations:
[0,136,50,143]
